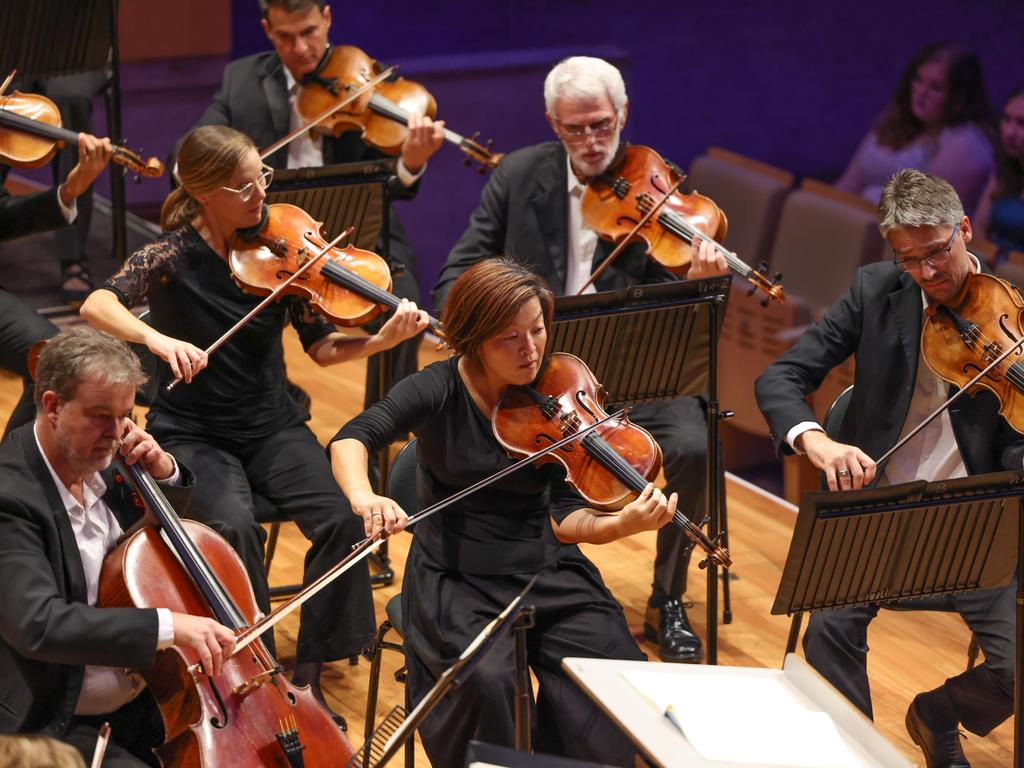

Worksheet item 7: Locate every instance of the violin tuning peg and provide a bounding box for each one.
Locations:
[469,130,480,141]
[761,296,770,308]
[774,272,783,283]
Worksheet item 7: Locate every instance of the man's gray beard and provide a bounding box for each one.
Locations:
[57,429,114,477]
[570,131,621,178]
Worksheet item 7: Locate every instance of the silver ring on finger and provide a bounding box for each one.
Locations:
[837,468,851,478]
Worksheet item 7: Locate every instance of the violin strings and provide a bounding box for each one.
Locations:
[578,428,699,533]
[959,324,1024,390]
[656,208,749,275]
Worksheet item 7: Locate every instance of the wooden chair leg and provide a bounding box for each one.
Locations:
[784,612,804,667]
[966,631,980,670]
[264,521,281,573]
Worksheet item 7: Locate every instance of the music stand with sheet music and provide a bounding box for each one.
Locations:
[267,158,400,587]
[772,469,1024,765]
[549,275,731,662]
[0,0,130,263]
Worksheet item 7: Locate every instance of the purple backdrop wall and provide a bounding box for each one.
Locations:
[225,0,1022,307]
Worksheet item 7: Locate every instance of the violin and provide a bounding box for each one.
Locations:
[922,271,1024,433]
[0,87,163,177]
[296,45,503,172]
[582,144,784,304]
[98,455,355,767]
[230,202,445,334]
[492,352,731,568]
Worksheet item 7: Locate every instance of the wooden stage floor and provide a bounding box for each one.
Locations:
[1,326,1013,766]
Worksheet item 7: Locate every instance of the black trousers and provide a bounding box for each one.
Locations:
[631,396,708,602]
[803,579,1016,735]
[404,554,645,768]
[65,689,163,767]
[151,421,376,662]
[0,288,58,438]
[41,70,108,270]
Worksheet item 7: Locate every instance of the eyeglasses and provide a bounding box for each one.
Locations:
[893,223,959,272]
[555,114,619,145]
[221,166,274,202]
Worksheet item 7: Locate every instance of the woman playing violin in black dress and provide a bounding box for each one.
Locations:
[80,124,429,721]
[331,257,676,767]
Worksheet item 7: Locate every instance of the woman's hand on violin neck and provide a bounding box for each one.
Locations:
[399,114,445,175]
[59,133,114,206]
[372,298,430,350]
[146,332,208,384]
[686,234,730,280]
[617,483,676,537]
[171,613,237,677]
[350,490,408,537]
[798,430,877,491]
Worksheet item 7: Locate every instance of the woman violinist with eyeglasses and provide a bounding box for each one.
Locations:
[79,124,429,724]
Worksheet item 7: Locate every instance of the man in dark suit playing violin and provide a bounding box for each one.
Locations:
[756,169,1022,768]
[187,0,444,415]
[1,133,113,440]
[0,327,236,767]
[434,56,730,664]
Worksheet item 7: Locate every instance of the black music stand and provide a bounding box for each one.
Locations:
[0,0,128,263]
[550,275,731,662]
[268,158,399,587]
[772,470,1024,765]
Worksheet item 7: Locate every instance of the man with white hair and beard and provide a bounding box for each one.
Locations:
[0,327,235,767]
[434,56,728,664]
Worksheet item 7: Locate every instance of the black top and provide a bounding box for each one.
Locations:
[102,225,335,442]
[332,357,588,575]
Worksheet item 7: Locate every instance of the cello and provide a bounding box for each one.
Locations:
[98,454,355,767]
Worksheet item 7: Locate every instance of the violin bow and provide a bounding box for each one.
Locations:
[210,408,629,665]
[89,722,111,768]
[874,332,1024,471]
[575,174,686,295]
[165,225,354,392]
[259,65,396,161]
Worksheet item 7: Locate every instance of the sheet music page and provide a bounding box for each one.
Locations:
[622,669,864,767]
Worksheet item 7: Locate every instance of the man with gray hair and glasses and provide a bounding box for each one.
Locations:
[756,168,1021,767]
[0,327,235,767]
[434,54,730,666]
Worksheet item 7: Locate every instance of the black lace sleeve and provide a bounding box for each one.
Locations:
[101,229,191,309]
[285,296,337,351]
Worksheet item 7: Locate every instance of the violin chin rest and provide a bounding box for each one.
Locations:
[236,205,270,242]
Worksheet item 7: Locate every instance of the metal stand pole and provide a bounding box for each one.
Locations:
[369,174,396,587]
[513,609,536,752]
[705,297,723,664]
[1014,498,1022,767]
[105,0,126,263]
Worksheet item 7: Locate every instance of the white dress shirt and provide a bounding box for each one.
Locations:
[282,67,425,187]
[33,425,176,715]
[564,155,598,296]
[787,255,983,485]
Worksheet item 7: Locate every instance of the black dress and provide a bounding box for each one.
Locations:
[100,225,375,662]
[333,357,645,767]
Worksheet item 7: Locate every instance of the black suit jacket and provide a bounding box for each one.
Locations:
[432,141,674,309]
[755,261,1024,474]
[190,50,417,270]
[0,423,194,736]
[0,185,67,243]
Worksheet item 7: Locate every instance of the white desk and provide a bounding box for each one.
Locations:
[561,655,912,767]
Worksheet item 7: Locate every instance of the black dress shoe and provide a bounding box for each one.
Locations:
[905,694,970,768]
[643,598,703,663]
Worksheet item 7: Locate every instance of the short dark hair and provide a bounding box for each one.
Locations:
[259,0,326,19]
[441,257,554,361]
[34,327,146,411]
